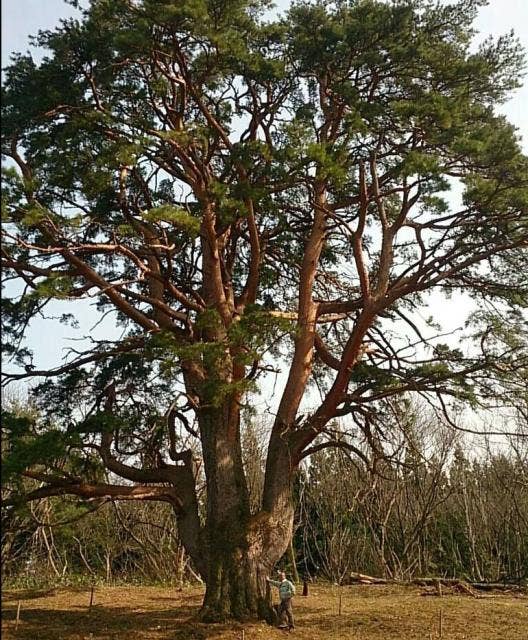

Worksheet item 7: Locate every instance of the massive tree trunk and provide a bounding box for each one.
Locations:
[191,208,299,619]
[200,515,289,622]
[198,512,295,621]
[195,404,294,621]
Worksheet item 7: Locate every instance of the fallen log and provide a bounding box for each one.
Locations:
[347,572,388,584]
[412,578,525,592]
[452,581,478,597]
[412,578,461,587]
[419,580,478,598]
[348,574,526,593]
[470,582,526,592]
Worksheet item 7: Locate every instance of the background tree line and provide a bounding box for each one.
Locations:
[296,431,528,585]
[3,397,526,588]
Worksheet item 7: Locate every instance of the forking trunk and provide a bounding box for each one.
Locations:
[195,404,295,621]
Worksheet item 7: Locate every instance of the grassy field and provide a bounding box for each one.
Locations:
[2,582,526,639]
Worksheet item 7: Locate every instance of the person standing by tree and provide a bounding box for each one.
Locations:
[267,571,296,630]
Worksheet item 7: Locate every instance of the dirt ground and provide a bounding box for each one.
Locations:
[2,582,526,639]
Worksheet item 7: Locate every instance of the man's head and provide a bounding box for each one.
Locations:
[278,570,286,581]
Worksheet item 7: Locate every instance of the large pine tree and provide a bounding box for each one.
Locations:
[2,0,527,621]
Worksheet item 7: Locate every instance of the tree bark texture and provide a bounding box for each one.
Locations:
[195,405,294,621]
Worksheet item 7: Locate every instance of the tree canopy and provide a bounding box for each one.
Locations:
[2,0,528,621]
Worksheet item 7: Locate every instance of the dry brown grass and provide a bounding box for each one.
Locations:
[2,582,526,639]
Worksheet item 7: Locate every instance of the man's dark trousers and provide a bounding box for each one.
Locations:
[279,597,294,628]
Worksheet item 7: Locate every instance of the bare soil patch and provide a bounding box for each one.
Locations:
[2,583,526,639]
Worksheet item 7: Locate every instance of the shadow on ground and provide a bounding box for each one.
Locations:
[2,588,58,602]
[1,596,279,640]
[2,604,221,639]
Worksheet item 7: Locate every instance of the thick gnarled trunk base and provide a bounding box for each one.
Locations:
[199,552,274,622]
[191,401,295,623]
[198,514,292,623]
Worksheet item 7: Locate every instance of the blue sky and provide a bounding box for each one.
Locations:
[2,0,527,386]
